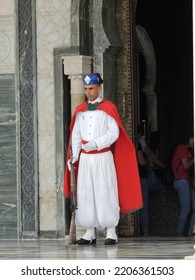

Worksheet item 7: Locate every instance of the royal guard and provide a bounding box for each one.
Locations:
[64,73,143,245]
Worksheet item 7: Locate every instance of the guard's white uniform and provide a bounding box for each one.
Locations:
[71,98,120,229]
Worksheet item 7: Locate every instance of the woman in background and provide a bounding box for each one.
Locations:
[171,134,194,236]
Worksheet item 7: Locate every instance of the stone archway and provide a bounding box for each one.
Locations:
[136,24,157,133]
[79,0,122,102]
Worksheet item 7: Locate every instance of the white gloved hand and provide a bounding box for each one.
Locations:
[82,140,97,152]
[67,157,77,171]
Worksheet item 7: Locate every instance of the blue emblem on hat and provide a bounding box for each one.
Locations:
[82,73,103,85]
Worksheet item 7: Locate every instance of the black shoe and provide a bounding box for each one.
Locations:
[76,238,96,245]
[104,238,117,245]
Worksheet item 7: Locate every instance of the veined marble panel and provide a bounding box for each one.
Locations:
[0,74,17,238]
[37,0,71,11]
[37,77,55,136]
[38,136,55,198]
[39,197,57,230]
[36,0,71,232]
[36,0,71,73]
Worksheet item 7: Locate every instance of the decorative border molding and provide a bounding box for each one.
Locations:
[16,0,39,238]
[115,0,136,236]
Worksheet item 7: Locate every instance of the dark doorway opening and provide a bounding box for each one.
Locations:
[135,0,193,235]
[62,72,71,235]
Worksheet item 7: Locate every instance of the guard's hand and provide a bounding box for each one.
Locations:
[67,158,77,171]
[82,140,97,152]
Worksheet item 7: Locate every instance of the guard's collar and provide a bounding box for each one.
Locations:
[88,97,102,104]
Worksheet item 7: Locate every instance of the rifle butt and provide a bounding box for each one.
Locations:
[68,211,76,245]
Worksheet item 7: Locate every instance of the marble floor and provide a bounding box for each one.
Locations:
[0,236,195,260]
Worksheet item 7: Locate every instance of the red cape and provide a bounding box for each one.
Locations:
[64,99,143,214]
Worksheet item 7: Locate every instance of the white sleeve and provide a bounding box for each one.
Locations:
[94,115,119,150]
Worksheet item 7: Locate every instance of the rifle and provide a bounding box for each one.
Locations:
[68,140,77,245]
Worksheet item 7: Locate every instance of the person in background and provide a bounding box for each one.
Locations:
[64,73,143,245]
[188,167,195,236]
[137,128,165,236]
[143,130,165,169]
[137,142,149,236]
[171,133,194,236]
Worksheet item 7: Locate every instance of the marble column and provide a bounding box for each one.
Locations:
[62,55,92,240]
[63,55,92,116]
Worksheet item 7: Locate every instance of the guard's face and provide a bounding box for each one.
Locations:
[84,84,101,101]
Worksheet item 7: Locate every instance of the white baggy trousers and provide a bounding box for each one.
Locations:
[71,101,120,229]
[77,151,119,228]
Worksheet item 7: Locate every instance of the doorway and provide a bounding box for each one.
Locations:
[135,0,193,235]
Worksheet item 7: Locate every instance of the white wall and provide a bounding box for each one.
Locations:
[36,0,71,231]
[0,0,14,15]
[0,0,14,73]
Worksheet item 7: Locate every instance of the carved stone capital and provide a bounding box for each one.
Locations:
[62,55,92,114]
[62,55,92,76]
